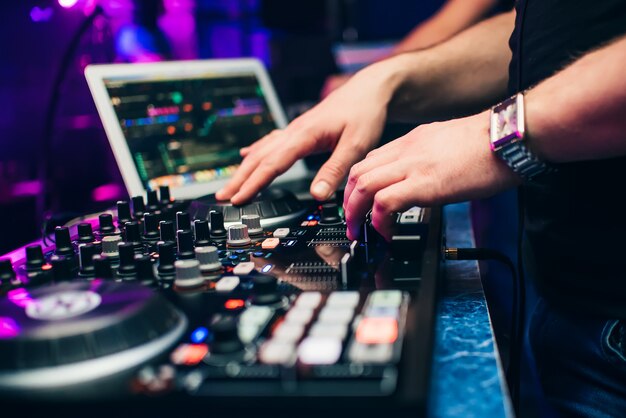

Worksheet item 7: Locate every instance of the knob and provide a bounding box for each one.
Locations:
[195,246,222,273]
[250,274,281,306]
[227,224,251,247]
[176,211,191,233]
[135,255,157,286]
[53,226,74,257]
[146,190,160,212]
[174,259,205,288]
[157,242,176,277]
[177,230,195,260]
[117,243,137,277]
[78,244,97,277]
[0,259,16,282]
[320,203,342,225]
[116,201,132,227]
[99,213,117,235]
[101,235,122,259]
[194,220,211,247]
[159,220,176,243]
[209,315,244,354]
[159,185,171,204]
[241,214,263,236]
[209,210,226,239]
[50,256,72,281]
[77,223,95,244]
[131,195,146,219]
[93,255,113,279]
[123,221,143,252]
[143,213,160,242]
[25,245,45,271]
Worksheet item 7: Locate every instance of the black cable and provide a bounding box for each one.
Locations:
[36,6,104,226]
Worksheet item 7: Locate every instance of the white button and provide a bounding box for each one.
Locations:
[273,322,305,342]
[285,307,314,325]
[318,306,354,324]
[233,262,255,275]
[326,291,360,308]
[238,324,259,343]
[363,306,399,319]
[239,306,272,326]
[259,340,296,365]
[215,276,240,292]
[348,343,394,363]
[308,323,348,340]
[273,228,290,238]
[296,292,322,309]
[298,337,342,365]
[368,290,403,307]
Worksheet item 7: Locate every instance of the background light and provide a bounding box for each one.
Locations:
[58,0,79,9]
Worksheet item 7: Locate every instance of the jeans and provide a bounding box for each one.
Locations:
[529,298,626,417]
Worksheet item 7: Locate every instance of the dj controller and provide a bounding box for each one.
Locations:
[0,184,443,417]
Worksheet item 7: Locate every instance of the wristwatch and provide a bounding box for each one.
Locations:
[489,92,553,181]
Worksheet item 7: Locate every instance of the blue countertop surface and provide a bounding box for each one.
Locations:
[429,203,513,417]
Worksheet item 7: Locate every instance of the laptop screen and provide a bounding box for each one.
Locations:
[104,72,277,192]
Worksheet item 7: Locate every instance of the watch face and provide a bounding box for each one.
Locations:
[497,103,517,138]
[490,95,523,149]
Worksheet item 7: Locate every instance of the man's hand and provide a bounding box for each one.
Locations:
[216,66,396,205]
[343,111,521,241]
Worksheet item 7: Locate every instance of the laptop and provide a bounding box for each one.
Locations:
[85,59,309,201]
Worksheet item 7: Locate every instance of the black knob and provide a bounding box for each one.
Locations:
[157,242,176,276]
[0,259,16,282]
[123,221,143,252]
[135,254,156,286]
[78,244,97,277]
[25,245,45,271]
[159,185,171,204]
[93,255,113,279]
[50,256,73,281]
[143,213,160,242]
[320,203,342,225]
[209,315,244,354]
[159,220,176,243]
[194,220,211,247]
[99,213,117,235]
[54,226,74,257]
[118,243,137,277]
[209,210,226,238]
[177,230,195,260]
[77,223,95,244]
[131,195,146,219]
[146,190,160,212]
[250,274,281,306]
[116,201,133,227]
[176,211,191,233]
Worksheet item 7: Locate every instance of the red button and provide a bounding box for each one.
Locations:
[170,343,208,366]
[355,317,398,344]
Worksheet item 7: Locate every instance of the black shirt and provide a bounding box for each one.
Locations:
[508,0,626,317]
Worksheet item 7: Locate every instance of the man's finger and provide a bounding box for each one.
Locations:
[370,180,415,241]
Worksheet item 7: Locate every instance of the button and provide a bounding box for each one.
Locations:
[318,306,354,324]
[364,306,399,319]
[273,322,305,342]
[308,323,348,340]
[296,292,322,309]
[239,306,273,326]
[348,343,394,363]
[298,337,342,365]
[285,307,314,325]
[252,251,265,257]
[238,324,259,343]
[300,221,309,227]
[215,276,240,292]
[355,317,398,344]
[233,262,255,275]
[170,344,208,366]
[326,291,360,308]
[273,228,290,238]
[368,290,403,308]
[261,238,280,249]
[259,340,296,365]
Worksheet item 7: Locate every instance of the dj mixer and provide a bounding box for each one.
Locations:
[0,185,442,417]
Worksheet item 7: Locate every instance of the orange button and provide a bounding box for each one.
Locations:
[262,238,280,249]
[170,343,208,366]
[355,317,398,344]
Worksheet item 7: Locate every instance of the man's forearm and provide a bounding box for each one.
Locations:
[526,35,626,163]
[364,10,514,124]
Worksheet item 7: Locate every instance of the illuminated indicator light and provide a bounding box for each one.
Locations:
[261,238,279,249]
[355,317,398,344]
[300,221,308,227]
[0,317,20,339]
[307,215,314,221]
[171,92,183,104]
[225,299,245,310]
[41,264,52,271]
[202,102,213,110]
[184,123,193,132]
[307,220,318,226]
[183,104,193,112]
[252,115,262,125]
[190,327,209,343]
[261,264,273,273]
[170,343,208,366]
[286,240,296,247]
[264,252,273,259]
[167,126,176,135]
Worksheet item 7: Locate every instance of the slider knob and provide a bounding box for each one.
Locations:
[174,259,205,288]
[209,211,226,239]
[209,315,244,355]
[227,224,251,247]
[241,214,263,236]
[320,203,342,225]
[194,246,222,273]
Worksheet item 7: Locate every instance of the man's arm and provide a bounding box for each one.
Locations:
[526,35,626,163]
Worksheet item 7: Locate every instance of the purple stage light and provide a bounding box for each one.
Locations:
[58,0,80,9]
[30,6,54,22]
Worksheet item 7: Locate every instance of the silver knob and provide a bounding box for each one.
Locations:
[227,224,251,247]
[241,214,263,235]
[101,235,122,258]
[174,259,205,288]
[195,246,222,272]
